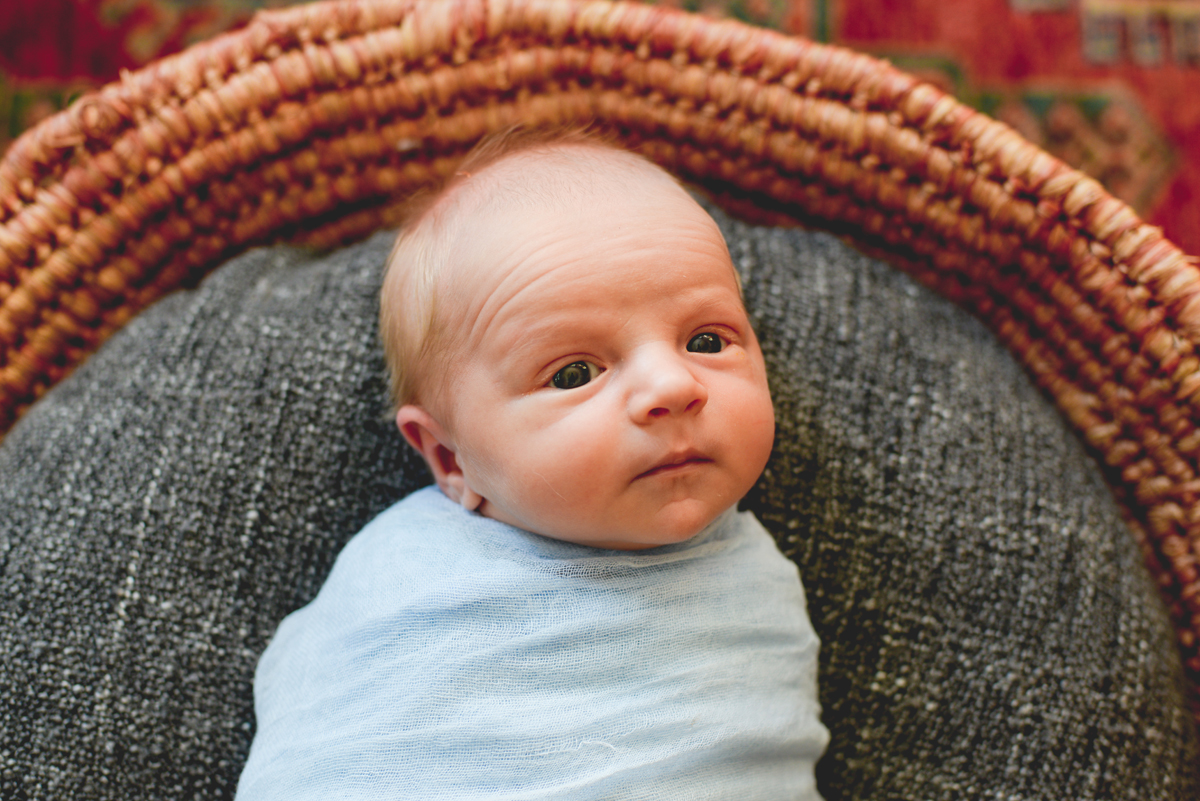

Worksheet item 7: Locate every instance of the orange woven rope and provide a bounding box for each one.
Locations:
[3,0,1200,710]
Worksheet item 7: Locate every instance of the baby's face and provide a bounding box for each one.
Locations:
[418,168,775,549]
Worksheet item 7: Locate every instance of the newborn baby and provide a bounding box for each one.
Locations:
[236,131,829,800]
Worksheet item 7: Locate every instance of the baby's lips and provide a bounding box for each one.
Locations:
[633,449,713,480]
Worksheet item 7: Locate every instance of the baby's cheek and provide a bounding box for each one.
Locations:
[741,389,777,472]
[540,450,604,503]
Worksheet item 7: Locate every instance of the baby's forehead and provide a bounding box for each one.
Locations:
[415,143,737,329]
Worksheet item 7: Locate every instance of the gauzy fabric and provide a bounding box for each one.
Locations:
[236,486,828,800]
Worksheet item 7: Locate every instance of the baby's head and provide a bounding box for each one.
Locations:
[380,131,775,550]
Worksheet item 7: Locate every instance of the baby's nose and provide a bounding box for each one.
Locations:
[627,348,708,422]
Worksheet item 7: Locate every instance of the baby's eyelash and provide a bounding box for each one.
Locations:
[690,324,739,344]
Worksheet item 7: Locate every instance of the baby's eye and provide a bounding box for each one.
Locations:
[687,332,724,354]
[551,361,601,390]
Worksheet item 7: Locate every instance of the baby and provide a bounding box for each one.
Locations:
[236,131,828,799]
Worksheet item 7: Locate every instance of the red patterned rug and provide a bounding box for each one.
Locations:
[2,0,1198,255]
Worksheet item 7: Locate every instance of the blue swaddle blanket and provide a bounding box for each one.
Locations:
[237,486,828,800]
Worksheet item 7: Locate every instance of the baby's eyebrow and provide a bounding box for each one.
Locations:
[495,316,589,370]
[686,291,746,319]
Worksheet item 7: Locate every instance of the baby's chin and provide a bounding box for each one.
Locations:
[493,498,733,552]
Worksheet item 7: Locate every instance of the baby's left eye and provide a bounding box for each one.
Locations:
[687,332,724,354]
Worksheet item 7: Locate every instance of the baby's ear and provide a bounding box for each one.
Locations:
[395,405,484,512]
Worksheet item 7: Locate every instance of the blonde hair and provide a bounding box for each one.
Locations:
[379,128,683,412]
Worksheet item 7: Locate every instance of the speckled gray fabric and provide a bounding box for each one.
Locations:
[1,207,1196,801]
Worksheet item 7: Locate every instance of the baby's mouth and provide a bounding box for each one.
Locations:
[634,452,713,480]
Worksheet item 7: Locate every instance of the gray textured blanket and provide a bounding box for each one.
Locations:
[0,204,1196,800]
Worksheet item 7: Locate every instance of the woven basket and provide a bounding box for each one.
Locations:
[3,0,1200,712]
